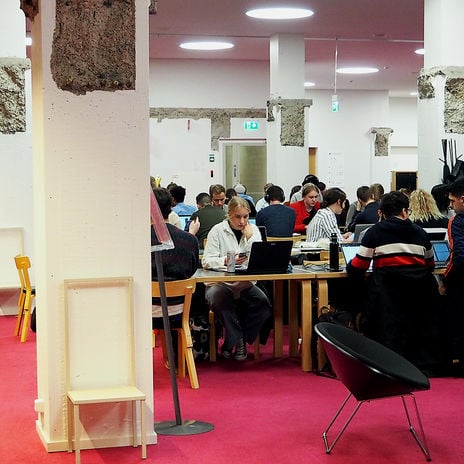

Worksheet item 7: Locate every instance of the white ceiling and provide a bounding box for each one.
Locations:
[149,0,425,97]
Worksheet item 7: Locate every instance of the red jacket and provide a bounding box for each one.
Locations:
[290,200,320,234]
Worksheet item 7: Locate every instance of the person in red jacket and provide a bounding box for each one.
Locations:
[290,183,321,234]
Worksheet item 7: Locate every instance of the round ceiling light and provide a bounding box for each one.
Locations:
[246,7,314,20]
[415,48,425,55]
[337,67,379,74]
[179,41,234,50]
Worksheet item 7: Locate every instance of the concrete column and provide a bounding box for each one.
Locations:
[29,1,155,452]
[418,0,464,189]
[267,34,311,194]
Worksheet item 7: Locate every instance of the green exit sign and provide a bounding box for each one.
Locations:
[244,121,259,130]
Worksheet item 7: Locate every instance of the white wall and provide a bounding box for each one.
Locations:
[149,59,419,203]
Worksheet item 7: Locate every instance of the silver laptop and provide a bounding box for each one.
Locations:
[340,243,373,270]
[353,223,374,242]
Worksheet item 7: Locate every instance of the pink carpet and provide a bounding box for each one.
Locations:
[1,315,463,464]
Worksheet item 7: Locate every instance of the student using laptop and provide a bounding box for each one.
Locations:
[202,197,272,361]
[347,191,444,375]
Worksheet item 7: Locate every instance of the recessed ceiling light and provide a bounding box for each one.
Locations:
[246,7,314,20]
[415,48,425,55]
[304,81,315,87]
[337,67,379,74]
[179,41,234,51]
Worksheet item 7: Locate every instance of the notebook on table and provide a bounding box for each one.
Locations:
[431,240,450,268]
[235,240,293,275]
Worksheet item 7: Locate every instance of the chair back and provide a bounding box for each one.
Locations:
[315,323,430,401]
[14,254,33,294]
[151,278,196,314]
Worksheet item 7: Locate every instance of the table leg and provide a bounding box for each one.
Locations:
[300,280,313,372]
[273,281,283,358]
[288,281,299,356]
[316,279,329,371]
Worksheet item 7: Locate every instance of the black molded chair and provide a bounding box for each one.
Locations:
[314,322,432,461]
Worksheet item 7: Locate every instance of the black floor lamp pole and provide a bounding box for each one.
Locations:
[153,250,214,436]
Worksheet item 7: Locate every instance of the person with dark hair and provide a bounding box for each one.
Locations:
[255,185,296,237]
[169,185,196,216]
[439,179,464,373]
[306,187,352,242]
[189,192,226,247]
[346,191,443,374]
[347,185,380,232]
[151,188,200,357]
[290,183,321,234]
[431,183,452,218]
[209,184,228,214]
[225,188,237,204]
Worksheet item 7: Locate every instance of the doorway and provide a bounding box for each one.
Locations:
[223,141,267,203]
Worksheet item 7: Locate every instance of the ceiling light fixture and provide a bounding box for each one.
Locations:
[337,67,379,74]
[415,48,425,55]
[246,7,314,20]
[304,81,315,87]
[179,41,234,51]
[25,36,32,47]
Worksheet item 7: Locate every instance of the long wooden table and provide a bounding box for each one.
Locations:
[194,267,318,371]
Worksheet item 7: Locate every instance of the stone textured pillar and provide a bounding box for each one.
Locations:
[418,0,464,189]
[29,0,155,451]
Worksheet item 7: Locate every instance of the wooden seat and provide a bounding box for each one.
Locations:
[64,277,146,464]
[152,278,199,389]
[13,254,35,342]
[208,309,260,362]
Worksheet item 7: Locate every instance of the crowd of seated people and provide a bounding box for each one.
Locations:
[150,174,463,376]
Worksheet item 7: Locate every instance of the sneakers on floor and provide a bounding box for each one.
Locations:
[221,343,233,359]
[234,338,247,361]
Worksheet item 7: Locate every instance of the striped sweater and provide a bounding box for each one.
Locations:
[346,216,434,274]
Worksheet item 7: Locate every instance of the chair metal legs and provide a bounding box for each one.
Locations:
[322,393,431,461]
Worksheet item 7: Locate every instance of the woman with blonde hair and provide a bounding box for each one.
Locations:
[202,197,272,361]
[408,188,449,228]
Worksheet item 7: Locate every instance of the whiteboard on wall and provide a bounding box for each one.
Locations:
[326,152,344,188]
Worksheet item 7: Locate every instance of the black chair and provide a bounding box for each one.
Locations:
[314,322,432,461]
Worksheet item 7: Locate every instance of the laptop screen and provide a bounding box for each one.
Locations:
[340,243,373,270]
[178,215,191,231]
[432,240,450,262]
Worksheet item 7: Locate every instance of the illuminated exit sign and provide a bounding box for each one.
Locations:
[244,121,259,130]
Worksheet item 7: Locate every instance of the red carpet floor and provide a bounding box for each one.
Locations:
[1,315,463,464]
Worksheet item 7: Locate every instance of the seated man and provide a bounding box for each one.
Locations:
[233,183,257,217]
[202,197,272,361]
[189,192,226,247]
[169,185,197,216]
[256,185,296,237]
[346,191,444,374]
[347,185,380,232]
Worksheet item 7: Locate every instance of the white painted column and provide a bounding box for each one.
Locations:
[30,1,155,451]
[267,34,308,194]
[418,0,464,189]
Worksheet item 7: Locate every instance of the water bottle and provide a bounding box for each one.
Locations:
[329,233,340,271]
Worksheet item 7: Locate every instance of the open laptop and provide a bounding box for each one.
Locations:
[179,215,191,231]
[235,240,293,275]
[431,240,450,268]
[424,228,447,241]
[353,223,374,242]
[340,243,373,270]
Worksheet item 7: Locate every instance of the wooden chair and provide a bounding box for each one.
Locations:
[152,278,199,389]
[13,255,35,342]
[64,277,146,464]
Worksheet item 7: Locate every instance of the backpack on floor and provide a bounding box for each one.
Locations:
[190,314,210,361]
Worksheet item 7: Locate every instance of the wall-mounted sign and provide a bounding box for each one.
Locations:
[244,121,259,130]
